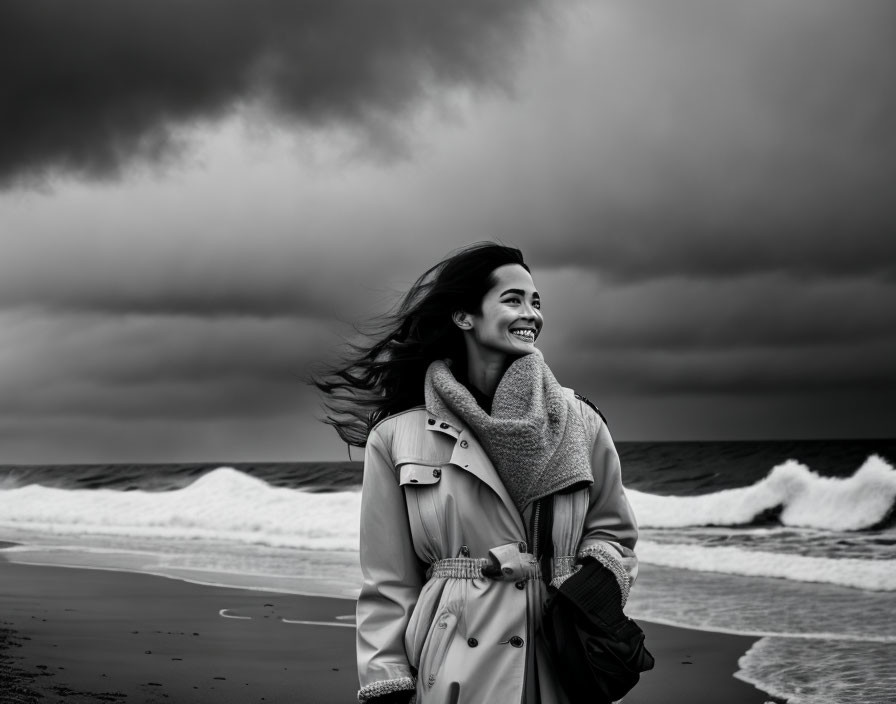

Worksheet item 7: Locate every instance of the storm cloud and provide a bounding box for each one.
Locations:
[0,0,542,184]
[0,310,330,418]
[1,1,894,461]
[482,0,896,282]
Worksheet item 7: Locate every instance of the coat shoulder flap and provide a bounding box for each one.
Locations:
[371,406,453,468]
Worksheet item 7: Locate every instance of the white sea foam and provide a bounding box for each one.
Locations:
[628,454,896,531]
[2,461,894,590]
[0,467,362,551]
[637,539,896,591]
[736,636,896,704]
[627,563,896,642]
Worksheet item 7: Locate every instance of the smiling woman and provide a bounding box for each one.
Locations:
[312,242,641,703]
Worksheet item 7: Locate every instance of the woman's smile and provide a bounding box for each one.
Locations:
[509,327,537,342]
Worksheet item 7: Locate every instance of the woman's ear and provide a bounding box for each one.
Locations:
[452,310,472,330]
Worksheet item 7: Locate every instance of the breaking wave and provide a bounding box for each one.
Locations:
[628,454,896,531]
[0,467,362,551]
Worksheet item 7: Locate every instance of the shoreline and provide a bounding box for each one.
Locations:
[0,559,359,703]
[0,558,776,703]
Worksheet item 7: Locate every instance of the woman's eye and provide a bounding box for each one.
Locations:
[503,296,540,309]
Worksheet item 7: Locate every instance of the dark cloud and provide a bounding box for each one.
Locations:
[469,0,896,282]
[535,268,896,413]
[582,340,896,395]
[0,311,335,421]
[8,378,298,421]
[588,388,895,442]
[543,273,896,351]
[521,211,896,283]
[0,414,318,463]
[2,1,894,458]
[0,0,542,185]
[0,274,345,320]
[0,220,404,320]
[546,334,896,440]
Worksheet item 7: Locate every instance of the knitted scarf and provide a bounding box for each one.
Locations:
[424,349,593,512]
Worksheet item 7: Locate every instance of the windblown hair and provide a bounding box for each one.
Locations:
[311,242,529,447]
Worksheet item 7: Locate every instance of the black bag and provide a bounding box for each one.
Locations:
[542,558,655,704]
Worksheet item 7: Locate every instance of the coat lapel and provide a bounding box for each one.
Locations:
[443,426,527,537]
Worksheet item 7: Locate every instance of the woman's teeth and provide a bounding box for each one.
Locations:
[511,329,535,341]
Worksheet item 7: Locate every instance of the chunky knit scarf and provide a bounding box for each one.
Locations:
[424,349,593,512]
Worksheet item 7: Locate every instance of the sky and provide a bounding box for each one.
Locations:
[1,0,894,463]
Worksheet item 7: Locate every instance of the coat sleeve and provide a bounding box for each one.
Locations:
[575,404,639,605]
[356,424,425,703]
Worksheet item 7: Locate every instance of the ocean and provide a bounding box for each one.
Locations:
[2,439,894,704]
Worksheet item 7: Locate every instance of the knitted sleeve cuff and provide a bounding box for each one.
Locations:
[577,543,631,607]
[549,566,580,590]
[358,676,417,703]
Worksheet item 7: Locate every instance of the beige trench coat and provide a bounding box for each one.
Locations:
[356,389,639,704]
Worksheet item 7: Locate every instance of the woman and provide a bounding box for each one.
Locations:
[314,243,639,703]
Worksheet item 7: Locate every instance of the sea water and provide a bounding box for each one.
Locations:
[1,440,894,703]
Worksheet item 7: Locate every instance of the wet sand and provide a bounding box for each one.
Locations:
[0,559,774,703]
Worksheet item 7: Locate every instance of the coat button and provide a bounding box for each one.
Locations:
[432,469,441,478]
[459,440,468,448]
[515,581,525,590]
[509,636,524,648]
[440,422,449,429]
[427,419,436,425]
[467,638,478,647]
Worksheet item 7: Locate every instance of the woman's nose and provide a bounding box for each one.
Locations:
[520,302,541,320]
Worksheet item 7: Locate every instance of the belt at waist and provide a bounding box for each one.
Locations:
[428,554,579,583]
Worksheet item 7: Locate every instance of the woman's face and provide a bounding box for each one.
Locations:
[459,263,543,364]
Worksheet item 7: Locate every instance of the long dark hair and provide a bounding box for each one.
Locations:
[311,242,529,447]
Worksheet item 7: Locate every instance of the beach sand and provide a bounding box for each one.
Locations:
[0,559,774,703]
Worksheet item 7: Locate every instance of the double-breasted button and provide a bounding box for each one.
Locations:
[459,440,468,449]
[432,468,441,478]
[509,636,524,648]
[440,422,449,429]
[467,638,478,647]
[515,581,525,590]
[427,419,436,425]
